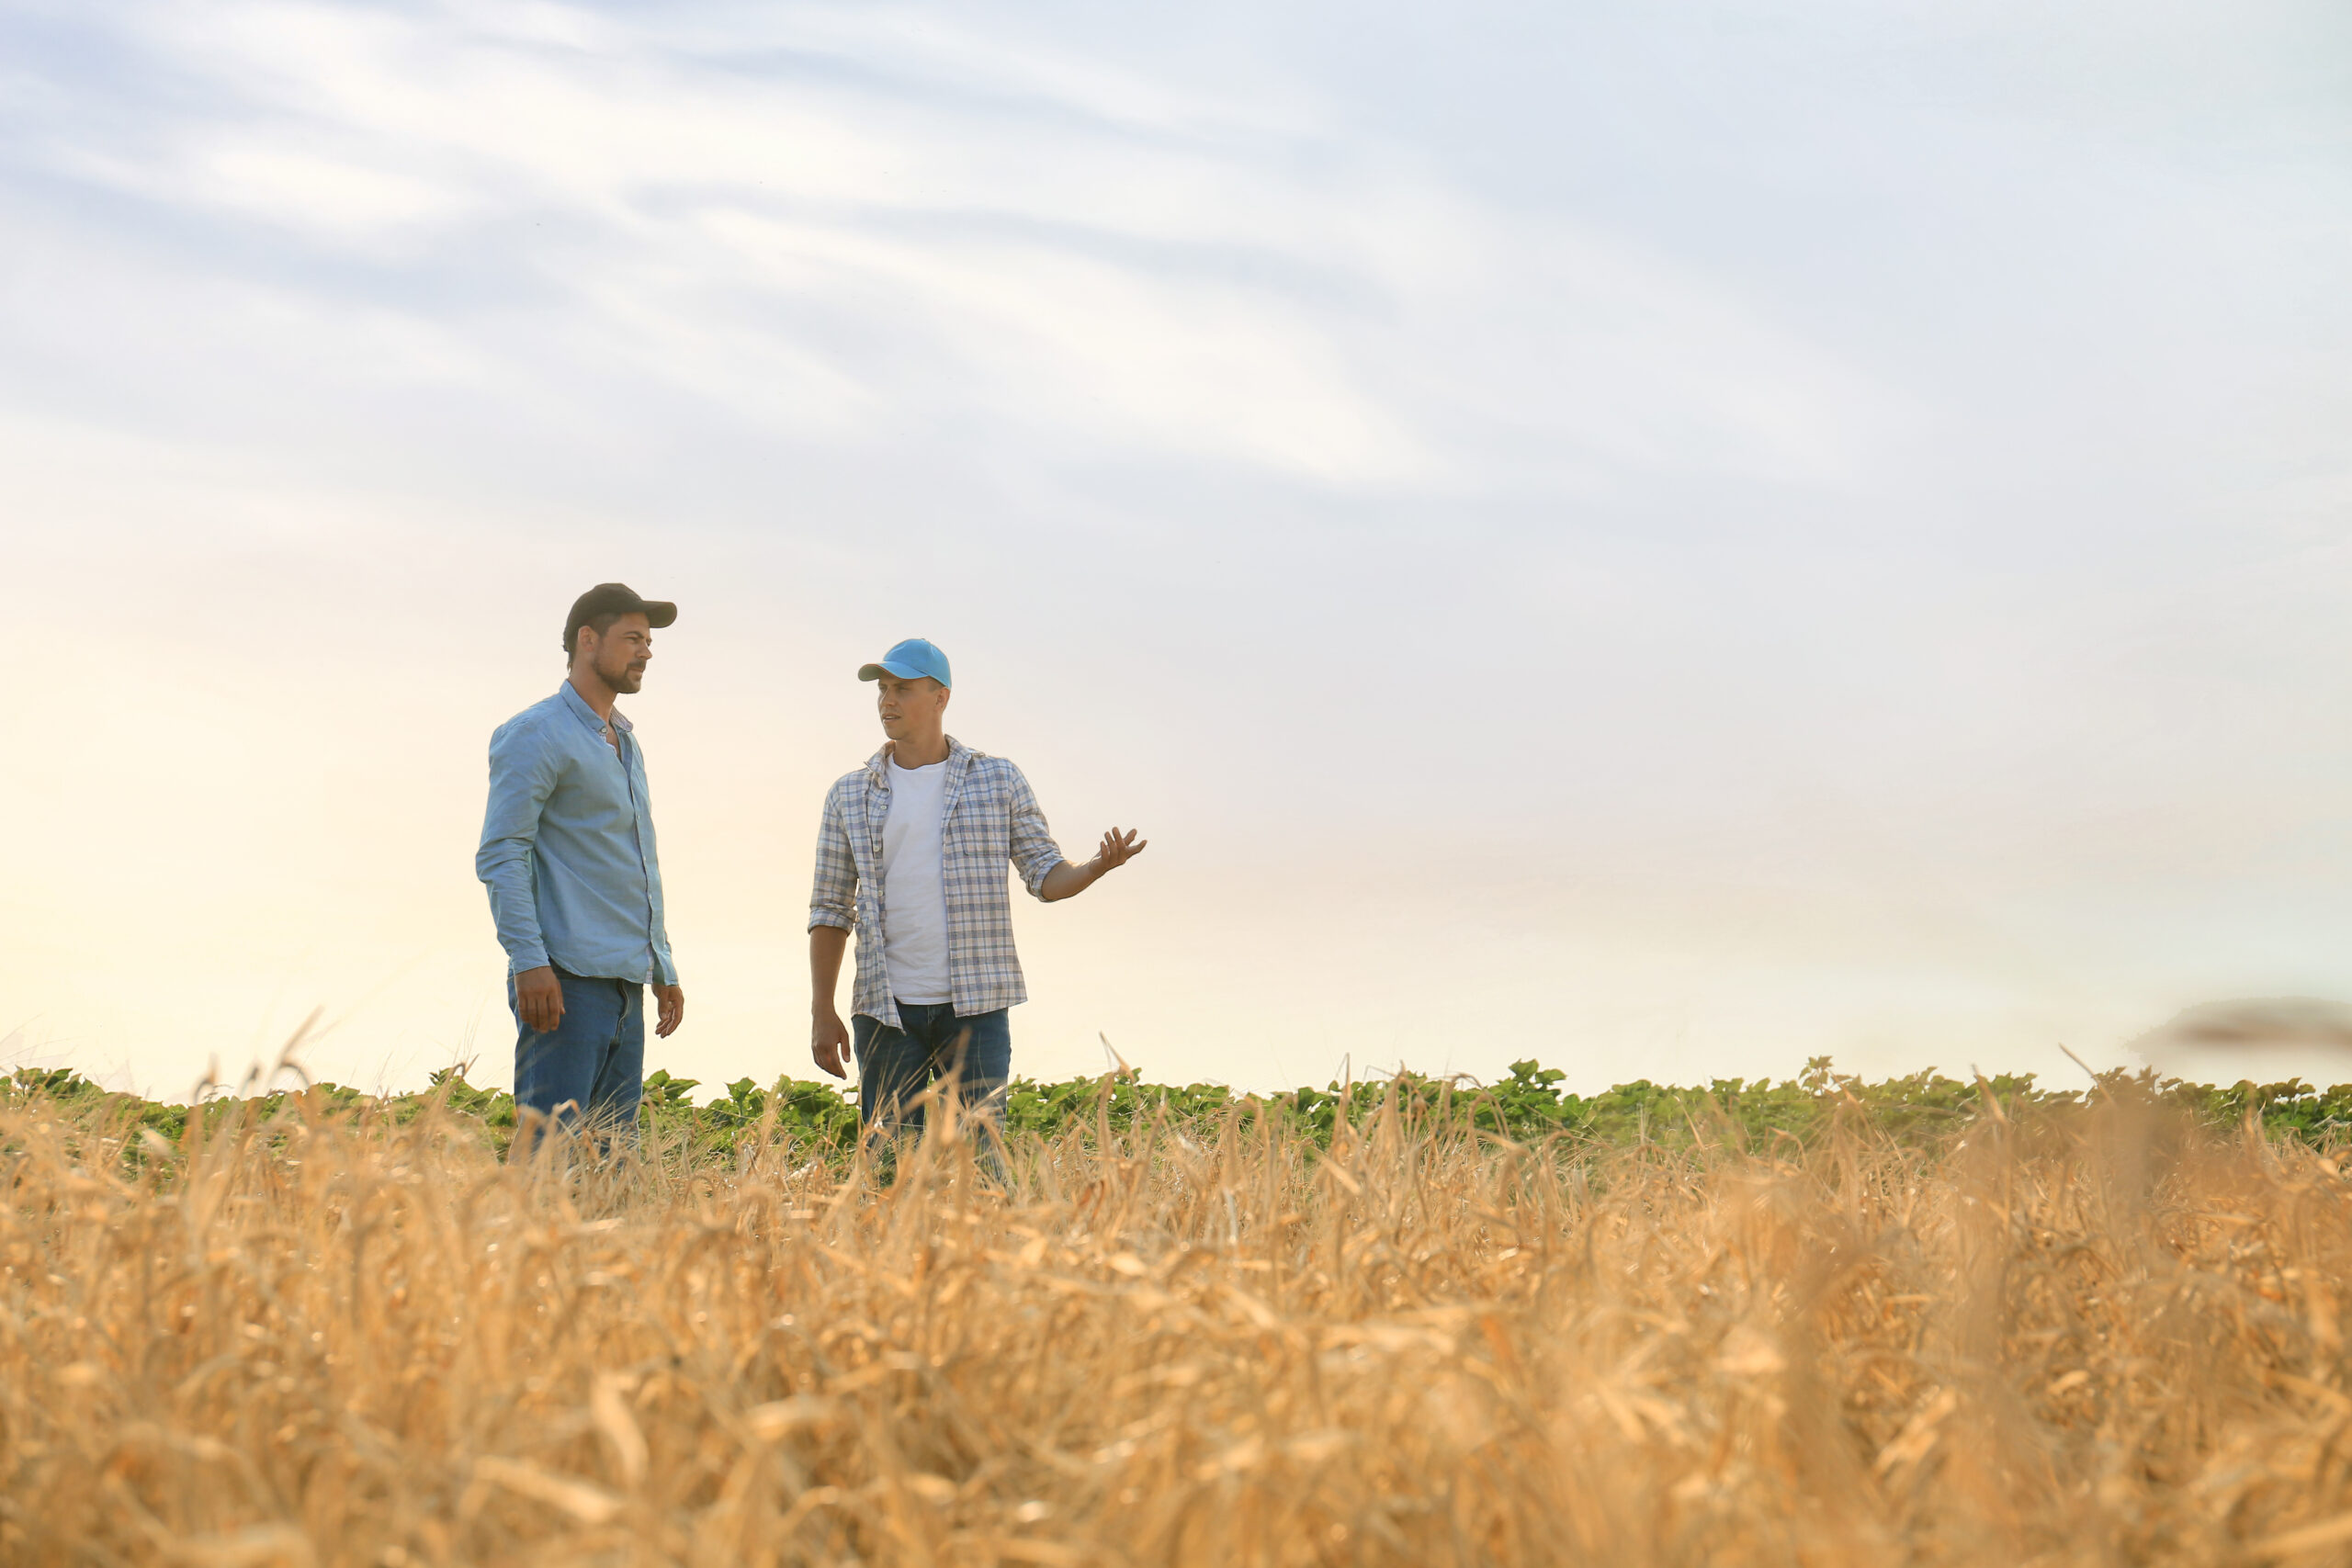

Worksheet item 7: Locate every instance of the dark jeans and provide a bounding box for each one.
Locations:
[854,1001,1011,1151]
[509,966,645,1155]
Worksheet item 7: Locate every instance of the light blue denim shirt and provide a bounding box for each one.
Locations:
[476,682,678,986]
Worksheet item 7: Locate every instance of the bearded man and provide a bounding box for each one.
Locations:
[477,582,686,1154]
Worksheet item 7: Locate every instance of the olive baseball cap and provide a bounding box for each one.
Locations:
[563,582,676,655]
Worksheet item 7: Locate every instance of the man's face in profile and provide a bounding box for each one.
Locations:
[585,613,653,694]
[876,674,946,740]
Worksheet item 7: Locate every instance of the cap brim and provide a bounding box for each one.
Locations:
[857,660,927,682]
[640,601,677,628]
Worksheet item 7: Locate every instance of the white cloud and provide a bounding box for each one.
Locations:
[6,0,1893,489]
[191,142,474,235]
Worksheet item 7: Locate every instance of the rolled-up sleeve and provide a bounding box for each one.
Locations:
[808,781,859,932]
[476,718,560,975]
[1004,763,1066,899]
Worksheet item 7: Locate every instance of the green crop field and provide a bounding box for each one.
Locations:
[12,1054,2351,1160]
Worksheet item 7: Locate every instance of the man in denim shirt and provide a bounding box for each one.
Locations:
[478,582,685,1152]
[808,637,1147,1163]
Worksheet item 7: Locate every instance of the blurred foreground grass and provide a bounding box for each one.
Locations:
[7,1062,2352,1563]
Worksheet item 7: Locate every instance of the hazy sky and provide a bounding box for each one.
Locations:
[6,0,2351,1100]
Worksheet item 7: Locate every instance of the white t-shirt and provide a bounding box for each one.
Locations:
[880,756,953,1004]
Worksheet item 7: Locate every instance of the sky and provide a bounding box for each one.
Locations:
[4,0,2351,1101]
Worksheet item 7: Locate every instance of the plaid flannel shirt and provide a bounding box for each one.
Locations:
[808,737,1068,1028]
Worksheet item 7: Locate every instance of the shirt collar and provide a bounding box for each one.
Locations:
[558,682,631,736]
[866,734,966,786]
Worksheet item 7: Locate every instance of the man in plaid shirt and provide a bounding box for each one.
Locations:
[808,637,1147,1160]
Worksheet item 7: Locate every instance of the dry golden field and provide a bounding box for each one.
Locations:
[6,1082,2352,1565]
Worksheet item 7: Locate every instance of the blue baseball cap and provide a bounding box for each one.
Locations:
[857,637,953,688]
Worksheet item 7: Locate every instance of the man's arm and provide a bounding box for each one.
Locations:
[636,769,684,1038]
[1038,828,1148,901]
[808,783,859,1078]
[809,925,852,1079]
[1006,763,1146,902]
[475,720,566,1032]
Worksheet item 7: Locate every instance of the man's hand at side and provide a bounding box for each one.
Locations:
[809,923,853,1079]
[812,1006,851,1080]
[654,984,685,1038]
[514,965,565,1033]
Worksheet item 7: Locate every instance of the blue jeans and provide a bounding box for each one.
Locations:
[854,1001,1011,1145]
[510,967,645,1155]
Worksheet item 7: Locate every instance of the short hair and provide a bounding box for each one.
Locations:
[563,609,628,662]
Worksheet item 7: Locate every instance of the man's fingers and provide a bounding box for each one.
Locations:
[519,987,562,1032]
[516,968,565,1034]
[811,1019,850,1080]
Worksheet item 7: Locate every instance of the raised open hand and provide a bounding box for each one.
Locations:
[1095,827,1148,872]
[1038,826,1151,901]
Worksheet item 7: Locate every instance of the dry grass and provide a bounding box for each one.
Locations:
[6,1084,2352,1565]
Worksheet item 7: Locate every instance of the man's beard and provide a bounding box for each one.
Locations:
[605,659,646,693]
